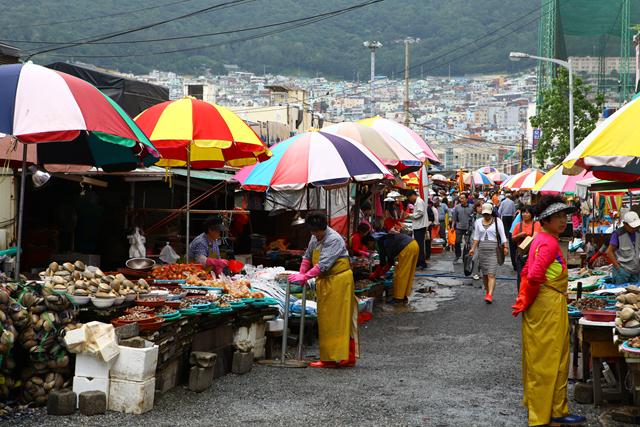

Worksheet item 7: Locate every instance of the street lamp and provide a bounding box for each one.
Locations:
[509,51,575,152]
[363,41,383,116]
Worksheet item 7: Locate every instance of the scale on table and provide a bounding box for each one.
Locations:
[257,279,309,368]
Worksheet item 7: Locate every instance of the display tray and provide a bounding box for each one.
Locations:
[581,310,616,322]
[621,341,640,354]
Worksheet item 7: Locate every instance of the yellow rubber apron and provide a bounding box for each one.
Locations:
[312,248,358,362]
[521,255,569,426]
[393,240,419,300]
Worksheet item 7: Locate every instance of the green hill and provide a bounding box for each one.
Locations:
[1,0,538,78]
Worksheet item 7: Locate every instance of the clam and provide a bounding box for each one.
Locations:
[74,289,88,296]
[628,285,640,294]
[74,260,85,271]
[94,268,105,277]
[626,319,640,328]
[49,262,59,272]
[89,285,98,294]
[621,307,635,321]
[137,279,149,288]
[72,270,82,281]
[82,270,95,280]
[98,283,111,292]
[54,270,70,278]
[52,276,66,285]
[626,294,639,304]
[53,284,67,291]
[95,291,112,299]
[122,280,134,289]
[115,273,126,281]
[62,262,74,272]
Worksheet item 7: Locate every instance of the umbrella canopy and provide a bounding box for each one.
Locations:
[238,131,392,191]
[322,122,422,174]
[476,166,499,174]
[532,164,594,195]
[134,97,270,168]
[0,63,159,171]
[502,168,545,191]
[463,171,494,186]
[562,96,640,181]
[358,117,439,164]
[488,172,509,184]
[403,172,420,189]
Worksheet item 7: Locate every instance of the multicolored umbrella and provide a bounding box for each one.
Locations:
[358,117,439,164]
[0,63,159,170]
[501,168,545,191]
[476,166,499,174]
[0,63,159,280]
[488,172,509,184]
[238,131,392,191]
[563,96,640,181]
[134,97,270,168]
[463,171,494,186]
[532,164,594,195]
[135,96,271,261]
[322,122,422,174]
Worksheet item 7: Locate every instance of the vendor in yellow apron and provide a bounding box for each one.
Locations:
[512,199,586,427]
[288,212,358,369]
[312,245,359,367]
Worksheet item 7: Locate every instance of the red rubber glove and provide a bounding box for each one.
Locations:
[512,271,541,316]
[205,258,228,275]
[369,265,389,280]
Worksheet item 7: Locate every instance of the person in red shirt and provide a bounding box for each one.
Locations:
[350,222,373,257]
[512,205,541,290]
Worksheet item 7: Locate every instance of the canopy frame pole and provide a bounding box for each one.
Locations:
[346,183,351,238]
[296,282,307,360]
[281,280,291,364]
[15,143,27,282]
[186,144,191,263]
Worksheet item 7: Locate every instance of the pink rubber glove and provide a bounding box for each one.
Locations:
[299,258,311,274]
[206,258,229,275]
[288,264,321,283]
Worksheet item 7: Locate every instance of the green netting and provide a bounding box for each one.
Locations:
[538,0,640,103]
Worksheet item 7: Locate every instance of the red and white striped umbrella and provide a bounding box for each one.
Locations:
[501,168,545,191]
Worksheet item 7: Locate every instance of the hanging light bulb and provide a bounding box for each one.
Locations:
[28,165,51,188]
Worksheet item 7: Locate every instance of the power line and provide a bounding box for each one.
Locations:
[1,0,201,31]
[45,0,384,58]
[25,0,258,59]
[6,3,370,46]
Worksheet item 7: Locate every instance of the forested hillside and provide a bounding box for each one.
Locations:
[1,0,538,77]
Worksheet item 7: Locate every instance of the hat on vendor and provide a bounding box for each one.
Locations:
[536,201,577,220]
[481,203,493,215]
[623,211,640,228]
[384,196,395,202]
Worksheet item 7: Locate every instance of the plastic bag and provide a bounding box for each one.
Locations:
[127,227,146,258]
[447,228,456,246]
[159,242,180,264]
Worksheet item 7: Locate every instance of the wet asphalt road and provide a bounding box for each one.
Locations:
[12,251,609,426]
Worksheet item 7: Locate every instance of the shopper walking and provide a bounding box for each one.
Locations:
[451,194,474,263]
[434,197,449,241]
[288,212,358,368]
[512,195,585,426]
[498,193,517,269]
[408,191,428,269]
[468,203,508,303]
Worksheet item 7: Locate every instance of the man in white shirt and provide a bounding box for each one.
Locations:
[408,191,428,269]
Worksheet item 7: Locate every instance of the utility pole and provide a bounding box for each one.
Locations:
[519,134,525,171]
[400,37,420,126]
[363,41,383,117]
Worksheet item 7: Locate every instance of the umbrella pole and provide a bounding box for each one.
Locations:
[186,145,191,263]
[15,143,27,282]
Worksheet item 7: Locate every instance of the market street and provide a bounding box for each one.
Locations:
[13,251,602,427]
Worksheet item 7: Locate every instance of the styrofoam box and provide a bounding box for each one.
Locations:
[75,353,114,379]
[110,341,159,382]
[73,376,109,408]
[266,319,283,332]
[108,377,155,415]
[253,336,267,360]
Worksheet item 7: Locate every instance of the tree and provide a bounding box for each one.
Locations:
[530,68,603,167]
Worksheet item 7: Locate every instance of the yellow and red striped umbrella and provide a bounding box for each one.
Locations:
[135,97,270,168]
